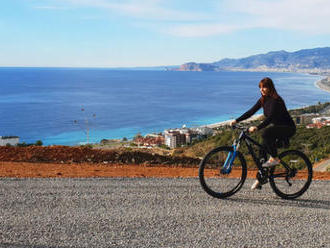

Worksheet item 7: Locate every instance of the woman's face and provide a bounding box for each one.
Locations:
[260,85,270,96]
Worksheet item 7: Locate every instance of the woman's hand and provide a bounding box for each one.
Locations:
[230,120,237,126]
[248,126,258,133]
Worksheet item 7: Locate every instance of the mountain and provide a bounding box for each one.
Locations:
[175,47,330,72]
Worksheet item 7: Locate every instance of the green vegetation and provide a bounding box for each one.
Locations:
[35,140,43,146]
[17,140,44,147]
[289,101,330,115]
[179,125,330,167]
[179,102,330,166]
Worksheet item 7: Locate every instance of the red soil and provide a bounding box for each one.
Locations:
[0,146,328,179]
[0,161,329,180]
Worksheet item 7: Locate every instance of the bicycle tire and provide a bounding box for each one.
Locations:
[199,146,247,199]
[269,150,313,199]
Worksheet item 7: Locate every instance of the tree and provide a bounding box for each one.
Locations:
[35,140,43,146]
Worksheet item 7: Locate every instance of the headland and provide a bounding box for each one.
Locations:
[315,76,330,93]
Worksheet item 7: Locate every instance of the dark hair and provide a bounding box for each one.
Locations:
[259,77,280,105]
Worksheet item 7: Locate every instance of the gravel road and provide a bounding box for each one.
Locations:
[0,178,329,248]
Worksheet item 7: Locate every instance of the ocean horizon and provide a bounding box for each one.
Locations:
[0,68,328,145]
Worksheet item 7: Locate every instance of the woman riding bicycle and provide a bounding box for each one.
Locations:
[230,77,296,189]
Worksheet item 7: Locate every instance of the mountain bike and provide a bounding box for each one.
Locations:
[198,125,313,199]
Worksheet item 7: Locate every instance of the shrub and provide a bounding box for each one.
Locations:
[35,140,43,146]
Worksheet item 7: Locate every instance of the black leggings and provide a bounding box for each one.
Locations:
[262,125,296,157]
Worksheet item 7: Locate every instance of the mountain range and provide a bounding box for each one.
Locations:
[174,47,330,72]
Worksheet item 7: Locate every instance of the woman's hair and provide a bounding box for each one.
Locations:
[259,77,280,105]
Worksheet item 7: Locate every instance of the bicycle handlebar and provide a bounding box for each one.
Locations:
[231,124,248,131]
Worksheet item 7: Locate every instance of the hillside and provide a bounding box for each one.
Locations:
[175,47,330,72]
[175,102,330,167]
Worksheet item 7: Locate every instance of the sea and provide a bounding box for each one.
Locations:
[0,68,329,145]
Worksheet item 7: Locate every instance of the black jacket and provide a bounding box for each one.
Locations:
[236,96,296,130]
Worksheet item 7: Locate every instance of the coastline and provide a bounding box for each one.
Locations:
[206,76,330,129]
[6,70,328,145]
[315,76,330,93]
[203,114,263,128]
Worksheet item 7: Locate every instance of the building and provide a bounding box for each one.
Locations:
[295,113,319,125]
[133,133,164,147]
[191,127,214,136]
[164,126,214,148]
[0,136,19,146]
[306,119,330,129]
[312,116,330,123]
[164,130,186,148]
[134,135,164,147]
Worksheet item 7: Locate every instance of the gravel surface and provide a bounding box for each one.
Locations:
[0,178,329,248]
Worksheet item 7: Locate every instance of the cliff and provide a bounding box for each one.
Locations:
[175,62,219,71]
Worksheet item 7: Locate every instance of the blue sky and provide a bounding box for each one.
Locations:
[1,0,329,67]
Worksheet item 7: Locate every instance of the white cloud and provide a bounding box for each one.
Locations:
[34,6,68,10]
[165,23,242,37]
[52,0,210,21]
[43,0,330,37]
[168,0,330,37]
[221,0,330,34]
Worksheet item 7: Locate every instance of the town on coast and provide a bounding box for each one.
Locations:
[99,103,330,150]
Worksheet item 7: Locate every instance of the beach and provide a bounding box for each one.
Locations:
[315,76,330,93]
[204,114,263,128]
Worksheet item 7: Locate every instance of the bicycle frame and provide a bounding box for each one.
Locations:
[225,127,293,179]
[237,130,265,171]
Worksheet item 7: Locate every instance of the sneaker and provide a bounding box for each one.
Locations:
[251,180,262,190]
[262,159,280,168]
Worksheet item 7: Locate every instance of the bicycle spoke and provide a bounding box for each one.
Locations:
[269,150,312,199]
[199,146,247,199]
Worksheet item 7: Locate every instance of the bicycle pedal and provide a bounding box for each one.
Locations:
[257,172,268,185]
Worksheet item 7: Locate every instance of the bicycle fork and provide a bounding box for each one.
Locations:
[221,140,240,174]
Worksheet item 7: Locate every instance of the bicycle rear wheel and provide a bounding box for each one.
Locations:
[199,146,247,199]
[269,150,313,199]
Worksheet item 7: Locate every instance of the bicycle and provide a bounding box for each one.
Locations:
[198,125,313,200]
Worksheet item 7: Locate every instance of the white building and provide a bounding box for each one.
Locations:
[312,116,330,123]
[0,136,19,146]
[164,126,214,148]
[295,113,319,124]
[192,127,214,136]
[164,130,186,148]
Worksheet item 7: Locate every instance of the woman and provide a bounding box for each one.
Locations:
[230,77,296,189]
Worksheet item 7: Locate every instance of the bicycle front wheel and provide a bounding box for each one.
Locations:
[269,150,313,199]
[199,146,247,199]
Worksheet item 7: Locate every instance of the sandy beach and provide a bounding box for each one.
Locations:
[203,114,263,128]
[315,76,330,93]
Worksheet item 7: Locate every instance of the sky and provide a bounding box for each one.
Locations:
[0,0,330,67]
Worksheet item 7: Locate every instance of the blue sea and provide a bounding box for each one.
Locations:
[0,68,328,145]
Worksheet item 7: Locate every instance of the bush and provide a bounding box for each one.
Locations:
[17,142,28,147]
[159,144,170,150]
[35,140,43,146]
